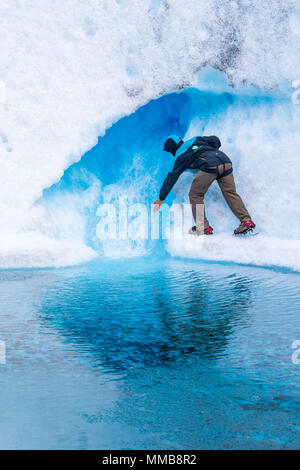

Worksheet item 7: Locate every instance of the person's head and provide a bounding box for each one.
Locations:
[163,135,183,156]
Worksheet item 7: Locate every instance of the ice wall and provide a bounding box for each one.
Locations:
[41,84,300,270]
[0,0,299,268]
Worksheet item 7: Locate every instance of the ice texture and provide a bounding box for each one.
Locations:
[0,1,299,268]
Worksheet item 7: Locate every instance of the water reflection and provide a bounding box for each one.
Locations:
[40,260,253,372]
[0,259,299,449]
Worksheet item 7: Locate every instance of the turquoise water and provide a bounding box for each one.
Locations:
[0,257,299,449]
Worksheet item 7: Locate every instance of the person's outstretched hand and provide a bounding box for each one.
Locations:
[153,199,163,213]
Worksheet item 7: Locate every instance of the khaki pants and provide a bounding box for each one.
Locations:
[189,164,251,229]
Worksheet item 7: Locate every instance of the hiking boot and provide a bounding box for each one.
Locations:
[204,226,213,235]
[234,220,256,235]
[188,225,214,235]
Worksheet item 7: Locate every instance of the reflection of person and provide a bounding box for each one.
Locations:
[41,265,252,369]
[154,135,255,235]
[150,266,252,361]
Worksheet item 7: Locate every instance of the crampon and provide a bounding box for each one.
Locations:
[234,220,256,235]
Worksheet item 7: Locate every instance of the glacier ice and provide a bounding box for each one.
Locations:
[0,0,299,269]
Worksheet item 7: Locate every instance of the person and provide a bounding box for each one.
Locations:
[153,135,255,235]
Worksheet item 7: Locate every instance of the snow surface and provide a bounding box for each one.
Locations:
[168,234,300,272]
[0,0,300,268]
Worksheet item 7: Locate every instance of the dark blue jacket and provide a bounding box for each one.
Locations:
[159,136,231,201]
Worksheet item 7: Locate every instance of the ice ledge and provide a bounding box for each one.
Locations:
[0,232,98,269]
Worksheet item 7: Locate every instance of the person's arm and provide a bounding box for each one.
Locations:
[154,154,189,212]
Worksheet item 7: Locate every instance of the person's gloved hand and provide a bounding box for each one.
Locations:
[153,199,163,213]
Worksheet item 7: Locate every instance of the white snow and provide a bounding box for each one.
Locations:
[0,231,97,269]
[168,234,300,272]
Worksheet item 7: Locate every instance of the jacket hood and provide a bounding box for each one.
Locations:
[201,135,221,149]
